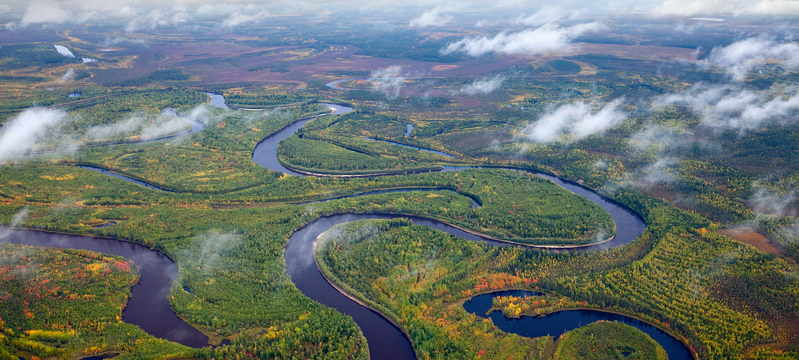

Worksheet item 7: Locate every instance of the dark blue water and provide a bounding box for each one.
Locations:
[463,291,694,360]
[251,103,354,176]
[70,94,660,358]
[1,229,208,347]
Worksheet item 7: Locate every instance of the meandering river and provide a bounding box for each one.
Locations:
[7,97,692,358]
[251,103,689,359]
[0,229,209,348]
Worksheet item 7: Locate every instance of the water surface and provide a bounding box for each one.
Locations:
[0,229,208,347]
[463,290,693,360]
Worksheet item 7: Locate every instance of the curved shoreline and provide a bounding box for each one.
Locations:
[253,103,663,359]
[342,211,616,250]
[29,97,659,357]
[294,186,481,208]
[281,162,624,249]
[278,163,639,243]
[536,306,694,356]
[284,163,444,178]
[463,289,695,360]
[0,227,210,348]
[312,238,414,349]
[364,136,458,159]
[459,288,695,359]
[75,164,175,192]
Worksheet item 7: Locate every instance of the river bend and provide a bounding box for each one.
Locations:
[7,99,689,358]
[250,103,691,359]
[0,229,209,348]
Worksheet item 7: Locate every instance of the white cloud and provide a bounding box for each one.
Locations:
[195,4,242,18]
[59,68,75,83]
[656,84,799,131]
[702,37,799,80]
[181,231,243,275]
[20,0,71,26]
[628,124,695,153]
[409,8,452,28]
[84,106,208,142]
[747,0,799,14]
[522,98,627,143]
[0,108,69,162]
[674,22,698,34]
[369,65,406,98]
[640,158,679,185]
[220,10,270,27]
[749,181,796,216]
[442,22,604,57]
[604,157,679,193]
[0,105,210,162]
[12,207,30,227]
[459,75,505,95]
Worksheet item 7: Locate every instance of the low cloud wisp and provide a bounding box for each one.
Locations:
[59,68,75,82]
[522,98,627,143]
[125,9,188,32]
[0,108,71,162]
[0,106,211,163]
[442,22,603,57]
[459,75,505,95]
[703,37,799,80]
[368,65,407,98]
[221,10,270,28]
[409,8,453,28]
[656,84,799,131]
[749,181,797,217]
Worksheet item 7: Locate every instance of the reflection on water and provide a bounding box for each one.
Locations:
[251,103,354,176]
[463,290,694,360]
[206,93,229,109]
[1,229,209,347]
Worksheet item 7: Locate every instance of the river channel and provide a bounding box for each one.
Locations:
[0,229,209,348]
[6,96,691,358]
[250,103,690,359]
[463,290,693,360]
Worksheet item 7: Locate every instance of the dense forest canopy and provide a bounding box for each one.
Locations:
[0,2,798,359]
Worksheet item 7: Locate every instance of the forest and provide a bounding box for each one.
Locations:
[0,7,797,360]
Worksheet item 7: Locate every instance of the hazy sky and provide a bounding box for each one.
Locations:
[3,0,799,30]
